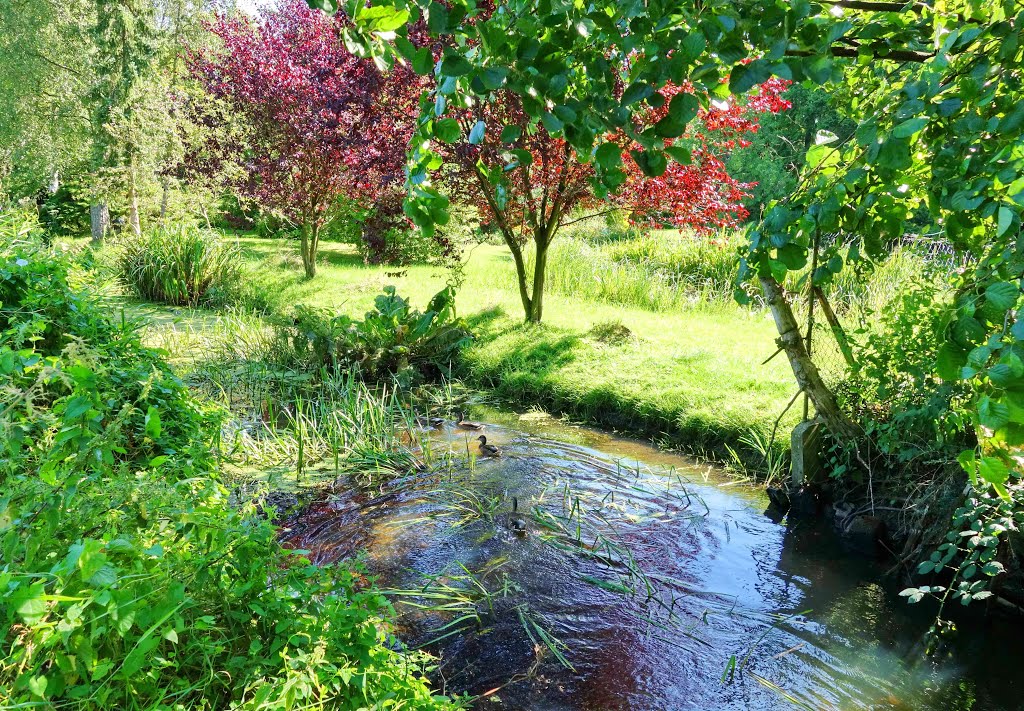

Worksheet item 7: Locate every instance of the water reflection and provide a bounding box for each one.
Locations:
[282,417,1023,710]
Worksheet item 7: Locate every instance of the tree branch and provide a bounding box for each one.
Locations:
[786,45,934,63]
[31,49,86,78]
[820,0,925,13]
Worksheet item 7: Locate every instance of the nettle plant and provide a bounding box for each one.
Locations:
[303,0,1024,623]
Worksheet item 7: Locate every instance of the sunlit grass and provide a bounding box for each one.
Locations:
[228,235,799,466]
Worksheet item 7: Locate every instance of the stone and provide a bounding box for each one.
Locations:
[788,485,824,519]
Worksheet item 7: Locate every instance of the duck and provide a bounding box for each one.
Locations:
[509,496,527,535]
[477,434,500,457]
[456,411,485,430]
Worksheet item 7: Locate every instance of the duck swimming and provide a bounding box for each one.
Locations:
[509,496,527,535]
[477,434,500,457]
[456,412,484,430]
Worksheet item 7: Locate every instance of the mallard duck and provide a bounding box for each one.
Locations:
[477,434,500,457]
[509,496,527,535]
[456,412,484,430]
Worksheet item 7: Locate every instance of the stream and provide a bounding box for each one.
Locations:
[282,413,1023,710]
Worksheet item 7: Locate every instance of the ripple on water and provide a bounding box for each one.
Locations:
[281,421,1024,710]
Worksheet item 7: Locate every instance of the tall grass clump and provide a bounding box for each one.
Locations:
[116,224,243,307]
[521,228,746,312]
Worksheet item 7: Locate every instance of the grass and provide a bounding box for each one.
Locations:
[225,235,801,466]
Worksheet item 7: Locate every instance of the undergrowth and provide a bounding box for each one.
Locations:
[0,209,456,709]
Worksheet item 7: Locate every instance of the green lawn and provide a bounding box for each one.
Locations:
[232,236,799,464]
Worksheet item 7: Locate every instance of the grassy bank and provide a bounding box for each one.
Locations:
[227,235,799,465]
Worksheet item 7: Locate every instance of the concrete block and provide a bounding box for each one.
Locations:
[790,418,824,486]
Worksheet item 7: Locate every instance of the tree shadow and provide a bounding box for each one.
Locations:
[462,305,507,334]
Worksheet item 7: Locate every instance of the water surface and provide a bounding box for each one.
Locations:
[283,414,1022,710]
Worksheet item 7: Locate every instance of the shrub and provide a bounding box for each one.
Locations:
[38,182,91,236]
[0,213,453,709]
[276,286,471,386]
[116,224,243,307]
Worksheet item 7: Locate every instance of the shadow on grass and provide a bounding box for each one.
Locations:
[462,305,507,335]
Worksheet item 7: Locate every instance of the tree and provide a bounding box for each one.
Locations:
[443,81,788,322]
[188,0,423,278]
[726,83,856,220]
[89,0,159,242]
[0,0,94,202]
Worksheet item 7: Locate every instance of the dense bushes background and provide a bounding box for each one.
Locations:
[0,210,453,709]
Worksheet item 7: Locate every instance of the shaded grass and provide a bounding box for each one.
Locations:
[227,236,799,465]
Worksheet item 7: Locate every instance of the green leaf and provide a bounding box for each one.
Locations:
[653,93,699,138]
[996,206,1014,237]
[433,118,461,143]
[978,456,1009,486]
[729,60,771,94]
[776,244,808,270]
[665,145,692,164]
[540,111,564,133]
[892,117,928,138]
[468,120,486,145]
[621,81,653,106]
[629,148,667,177]
[480,67,508,91]
[145,405,161,439]
[499,125,521,143]
[14,583,48,625]
[595,142,622,170]
[440,52,472,77]
[28,675,47,698]
[985,281,1019,312]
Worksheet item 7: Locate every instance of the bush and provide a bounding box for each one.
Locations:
[0,213,453,709]
[116,225,243,307]
[38,182,91,236]
[276,286,471,386]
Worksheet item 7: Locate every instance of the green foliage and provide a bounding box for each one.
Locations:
[0,214,454,709]
[727,84,856,219]
[115,224,245,307]
[39,182,92,236]
[840,277,969,465]
[276,286,471,386]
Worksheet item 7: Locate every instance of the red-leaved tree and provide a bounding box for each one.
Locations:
[188,0,423,277]
[444,79,791,322]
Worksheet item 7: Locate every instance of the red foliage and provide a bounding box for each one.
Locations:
[187,0,423,235]
[447,79,791,238]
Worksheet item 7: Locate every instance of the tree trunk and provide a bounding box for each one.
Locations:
[90,202,110,245]
[128,173,142,236]
[159,176,170,220]
[528,241,548,323]
[300,222,317,278]
[760,274,860,440]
